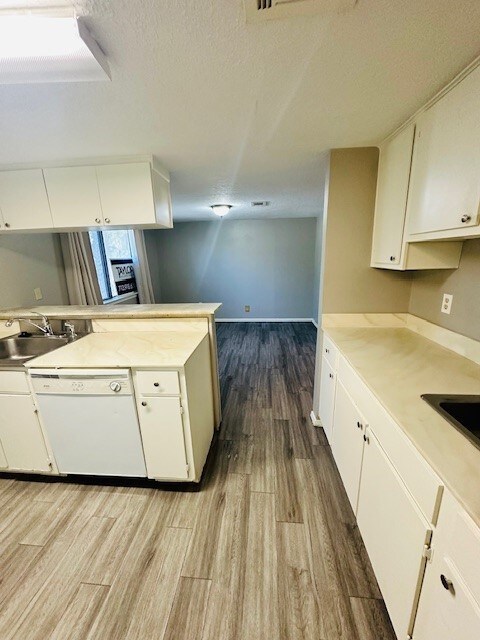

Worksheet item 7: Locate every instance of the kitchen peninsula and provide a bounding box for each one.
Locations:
[0,303,221,483]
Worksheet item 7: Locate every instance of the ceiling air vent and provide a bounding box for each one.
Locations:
[251,201,270,207]
[244,0,357,23]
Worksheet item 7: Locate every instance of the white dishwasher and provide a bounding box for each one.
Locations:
[31,369,147,477]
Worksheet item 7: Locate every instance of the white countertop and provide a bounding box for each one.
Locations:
[325,327,480,526]
[0,303,221,320]
[25,331,209,369]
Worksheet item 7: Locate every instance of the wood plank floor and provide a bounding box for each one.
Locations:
[0,322,396,640]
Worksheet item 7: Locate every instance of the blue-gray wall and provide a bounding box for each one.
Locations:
[146,218,317,320]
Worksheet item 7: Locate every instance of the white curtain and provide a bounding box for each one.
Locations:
[130,230,155,304]
[60,232,102,305]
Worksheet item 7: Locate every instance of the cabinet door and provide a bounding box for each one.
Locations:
[371,124,415,266]
[0,169,53,230]
[96,163,155,226]
[414,555,480,640]
[44,166,104,228]
[357,429,431,639]
[331,380,365,513]
[0,394,51,472]
[407,66,480,236]
[137,396,188,480]
[319,356,335,444]
[0,440,7,469]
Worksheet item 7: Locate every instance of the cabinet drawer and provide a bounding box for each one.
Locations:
[338,355,443,524]
[323,334,338,369]
[0,371,29,394]
[135,370,180,395]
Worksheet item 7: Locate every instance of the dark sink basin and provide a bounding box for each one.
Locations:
[422,394,480,449]
[0,335,69,367]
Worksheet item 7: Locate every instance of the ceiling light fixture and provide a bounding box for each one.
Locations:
[211,204,232,217]
[0,8,110,84]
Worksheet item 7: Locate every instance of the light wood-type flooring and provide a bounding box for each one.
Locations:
[0,322,396,639]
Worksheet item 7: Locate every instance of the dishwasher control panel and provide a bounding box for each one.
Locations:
[30,369,133,396]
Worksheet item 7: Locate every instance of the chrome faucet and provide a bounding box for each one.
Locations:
[5,311,54,336]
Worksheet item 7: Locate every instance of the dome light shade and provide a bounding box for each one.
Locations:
[211,204,232,217]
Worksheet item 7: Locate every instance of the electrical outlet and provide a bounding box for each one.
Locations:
[245,305,250,313]
[34,287,43,301]
[441,293,453,314]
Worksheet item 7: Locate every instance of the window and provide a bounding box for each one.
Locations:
[89,229,138,302]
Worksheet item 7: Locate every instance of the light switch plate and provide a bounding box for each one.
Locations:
[34,287,43,301]
[441,293,453,314]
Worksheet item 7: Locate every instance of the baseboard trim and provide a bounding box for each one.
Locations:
[216,318,314,323]
[311,318,318,328]
[310,410,321,427]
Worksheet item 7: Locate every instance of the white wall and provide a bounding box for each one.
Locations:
[0,233,69,308]
[146,218,317,320]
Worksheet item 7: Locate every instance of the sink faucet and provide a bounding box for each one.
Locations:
[5,312,54,336]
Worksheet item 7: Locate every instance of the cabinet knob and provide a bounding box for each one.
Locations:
[325,348,330,354]
[440,574,454,593]
[461,214,471,224]
[357,421,362,430]
[153,382,160,387]
[105,218,111,224]
[329,373,333,379]
[389,256,396,261]
[141,401,147,407]
[363,434,369,444]
[4,222,10,228]
[95,218,101,224]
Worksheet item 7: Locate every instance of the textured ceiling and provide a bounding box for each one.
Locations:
[0,0,480,221]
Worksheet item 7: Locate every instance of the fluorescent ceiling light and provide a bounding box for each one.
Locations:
[211,204,232,217]
[0,9,110,84]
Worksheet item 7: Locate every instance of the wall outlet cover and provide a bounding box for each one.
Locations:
[441,293,453,314]
[34,287,43,301]
[244,305,251,313]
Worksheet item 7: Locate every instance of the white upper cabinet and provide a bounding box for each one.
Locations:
[371,124,462,270]
[371,124,415,267]
[44,166,104,229]
[407,64,480,240]
[0,169,53,231]
[96,162,172,228]
[0,157,172,233]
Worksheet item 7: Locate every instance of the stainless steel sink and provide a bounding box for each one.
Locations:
[0,335,70,367]
[422,394,480,449]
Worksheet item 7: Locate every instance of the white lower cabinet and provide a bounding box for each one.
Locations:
[331,380,366,513]
[136,395,189,480]
[357,429,432,639]
[319,356,335,443]
[0,393,52,472]
[413,491,480,640]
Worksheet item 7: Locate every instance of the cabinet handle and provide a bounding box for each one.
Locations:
[461,214,471,224]
[95,218,101,224]
[325,348,330,354]
[440,574,454,593]
[389,255,396,261]
[153,382,160,387]
[105,218,111,224]
[141,401,147,407]
[356,421,362,430]
[363,434,369,444]
[329,373,333,379]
